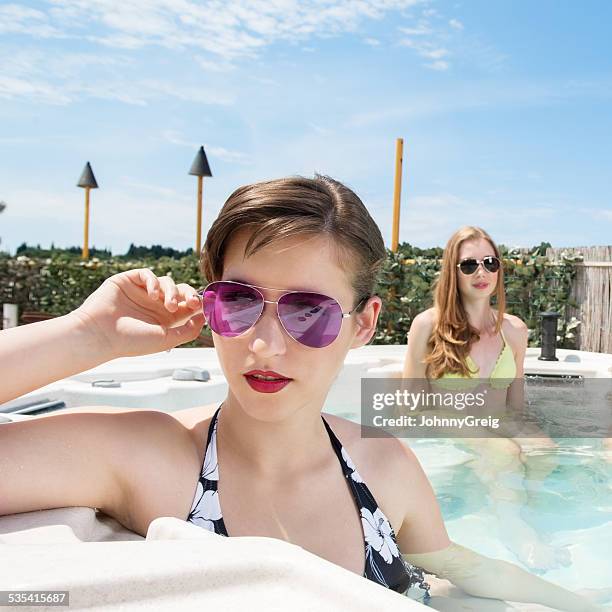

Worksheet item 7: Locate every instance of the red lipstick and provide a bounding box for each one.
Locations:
[244,370,293,394]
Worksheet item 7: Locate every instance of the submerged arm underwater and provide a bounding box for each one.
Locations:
[403,542,607,612]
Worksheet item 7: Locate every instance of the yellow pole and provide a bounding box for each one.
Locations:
[83,186,90,260]
[196,175,203,255]
[391,138,403,252]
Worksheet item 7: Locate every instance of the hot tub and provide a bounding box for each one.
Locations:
[2,345,611,611]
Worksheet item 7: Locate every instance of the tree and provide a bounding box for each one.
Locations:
[0,201,6,246]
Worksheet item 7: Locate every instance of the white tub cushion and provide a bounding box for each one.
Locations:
[0,506,143,544]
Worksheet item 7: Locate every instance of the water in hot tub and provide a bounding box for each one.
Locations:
[329,378,612,594]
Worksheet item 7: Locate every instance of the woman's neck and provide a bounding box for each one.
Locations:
[216,393,333,481]
[462,300,496,335]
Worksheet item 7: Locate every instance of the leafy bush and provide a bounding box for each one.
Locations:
[0,242,581,349]
[374,242,580,348]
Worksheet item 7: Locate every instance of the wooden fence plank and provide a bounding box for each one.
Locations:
[546,246,611,353]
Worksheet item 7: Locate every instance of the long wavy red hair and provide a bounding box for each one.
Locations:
[424,226,506,379]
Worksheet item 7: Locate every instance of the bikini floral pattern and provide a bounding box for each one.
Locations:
[187,414,228,536]
[188,406,430,598]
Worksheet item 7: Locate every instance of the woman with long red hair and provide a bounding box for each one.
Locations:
[404,225,519,383]
[403,226,566,572]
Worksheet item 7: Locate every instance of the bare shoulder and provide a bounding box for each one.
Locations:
[321,413,421,493]
[502,312,528,332]
[171,403,220,431]
[320,412,447,550]
[498,311,529,352]
[112,409,203,535]
[44,407,217,537]
[411,308,436,332]
[113,409,199,480]
[406,308,436,350]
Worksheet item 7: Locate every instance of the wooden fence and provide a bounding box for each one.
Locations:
[546,246,612,354]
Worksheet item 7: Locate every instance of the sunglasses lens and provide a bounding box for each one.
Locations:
[459,259,479,275]
[483,256,500,273]
[278,292,343,348]
[203,282,263,337]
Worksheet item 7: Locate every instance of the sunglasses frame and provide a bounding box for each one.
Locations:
[197,280,369,348]
[456,256,501,275]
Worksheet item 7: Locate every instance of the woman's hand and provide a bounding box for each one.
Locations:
[70,268,206,360]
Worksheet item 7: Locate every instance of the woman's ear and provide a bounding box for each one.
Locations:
[350,296,382,349]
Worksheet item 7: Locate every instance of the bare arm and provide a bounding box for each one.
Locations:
[506,317,528,412]
[0,269,204,405]
[394,441,598,611]
[0,312,111,406]
[402,309,434,379]
[0,408,195,537]
[0,410,130,519]
[504,318,557,446]
[394,440,451,555]
[404,543,601,612]
[401,310,435,406]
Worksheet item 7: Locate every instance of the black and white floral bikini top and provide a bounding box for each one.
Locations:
[187,405,430,596]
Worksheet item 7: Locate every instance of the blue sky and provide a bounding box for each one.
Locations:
[1,0,610,255]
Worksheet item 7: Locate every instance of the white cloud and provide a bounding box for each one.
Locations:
[0,136,34,144]
[345,78,601,127]
[249,75,279,86]
[399,24,432,36]
[207,145,252,164]
[120,180,185,199]
[585,208,612,222]
[195,56,237,73]
[397,9,462,71]
[1,184,202,253]
[0,3,61,37]
[399,193,564,247]
[0,0,442,104]
[364,37,381,46]
[309,123,331,135]
[136,79,234,105]
[427,59,449,71]
[161,130,199,148]
[399,37,451,69]
[0,75,73,105]
[0,46,235,106]
[161,130,251,164]
[22,0,425,60]
[421,47,448,59]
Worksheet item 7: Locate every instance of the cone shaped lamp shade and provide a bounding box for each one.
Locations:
[189,146,212,177]
[77,162,99,189]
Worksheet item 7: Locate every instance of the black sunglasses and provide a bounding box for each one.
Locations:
[456,256,501,275]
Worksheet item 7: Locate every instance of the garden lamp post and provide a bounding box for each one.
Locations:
[189,146,212,256]
[391,138,403,253]
[77,162,99,260]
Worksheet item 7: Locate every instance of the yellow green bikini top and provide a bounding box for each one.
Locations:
[431,327,516,390]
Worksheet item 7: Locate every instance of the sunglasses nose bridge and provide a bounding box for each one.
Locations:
[248,298,290,351]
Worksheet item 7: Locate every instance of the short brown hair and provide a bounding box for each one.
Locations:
[200,174,386,311]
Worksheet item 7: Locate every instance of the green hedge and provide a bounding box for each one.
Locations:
[0,242,582,348]
[377,243,581,348]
